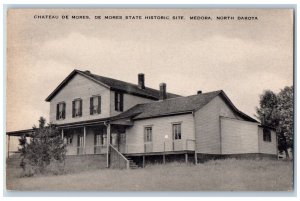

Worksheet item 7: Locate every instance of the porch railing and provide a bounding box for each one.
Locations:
[109,144,130,169]
[123,139,196,154]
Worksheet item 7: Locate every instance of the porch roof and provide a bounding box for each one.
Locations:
[6,116,134,136]
[6,129,33,137]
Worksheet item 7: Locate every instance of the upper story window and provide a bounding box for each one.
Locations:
[173,123,182,140]
[144,126,152,142]
[72,98,82,118]
[263,128,272,142]
[56,102,66,120]
[115,92,124,112]
[90,96,101,115]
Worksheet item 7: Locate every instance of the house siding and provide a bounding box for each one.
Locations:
[50,74,111,124]
[258,127,277,155]
[194,95,239,154]
[220,117,259,154]
[125,114,195,153]
[110,91,153,116]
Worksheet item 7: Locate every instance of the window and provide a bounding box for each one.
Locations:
[90,96,101,115]
[263,128,272,142]
[144,126,152,142]
[94,128,107,147]
[173,123,182,140]
[56,102,66,120]
[95,134,103,146]
[72,99,82,117]
[78,134,84,147]
[115,92,124,112]
[64,136,72,145]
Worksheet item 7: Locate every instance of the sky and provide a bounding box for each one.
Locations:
[6,9,293,134]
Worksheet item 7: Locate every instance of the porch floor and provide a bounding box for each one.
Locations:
[123,150,195,157]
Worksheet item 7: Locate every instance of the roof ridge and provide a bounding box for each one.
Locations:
[80,70,181,96]
[131,90,223,106]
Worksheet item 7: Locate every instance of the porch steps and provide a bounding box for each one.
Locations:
[127,157,139,169]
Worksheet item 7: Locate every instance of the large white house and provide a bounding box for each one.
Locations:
[7,69,278,169]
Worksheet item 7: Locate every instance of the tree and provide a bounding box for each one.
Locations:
[256,86,293,159]
[19,117,66,175]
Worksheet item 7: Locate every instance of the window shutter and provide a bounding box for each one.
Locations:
[72,101,75,117]
[62,103,66,119]
[98,96,101,114]
[90,97,93,115]
[120,93,124,112]
[56,104,59,120]
[114,92,118,111]
[79,99,82,116]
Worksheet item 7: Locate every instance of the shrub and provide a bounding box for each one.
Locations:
[18,117,67,176]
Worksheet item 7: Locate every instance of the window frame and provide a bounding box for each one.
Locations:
[172,122,182,140]
[72,98,82,118]
[263,128,272,142]
[90,95,101,115]
[144,126,153,143]
[114,91,124,112]
[56,102,66,120]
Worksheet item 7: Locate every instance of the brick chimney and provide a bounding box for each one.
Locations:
[159,83,167,100]
[138,73,145,89]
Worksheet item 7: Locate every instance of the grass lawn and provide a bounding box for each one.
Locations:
[6,158,293,191]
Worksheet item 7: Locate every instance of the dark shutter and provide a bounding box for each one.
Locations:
[97,96,101,114]
[120,93,124,112]
[90,97,93,115]
[114,91,118,111]
[56,104,59,120]
[62,103,66,119]
[79,99,82,116]
[72,101,75,118]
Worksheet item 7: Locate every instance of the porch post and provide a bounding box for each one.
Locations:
[106,123,111,168]
[61,129,64,139]
[194,151,198,165]
[7,135,10,159]
[83,126,86,154]
[185,153,188,164]
[142,155,145,168]
[163,154,166,164]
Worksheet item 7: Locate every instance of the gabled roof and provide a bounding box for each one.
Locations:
[112,90,258,122]
[45,69,181,102]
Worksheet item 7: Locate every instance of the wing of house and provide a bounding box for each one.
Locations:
[7,69,278,168]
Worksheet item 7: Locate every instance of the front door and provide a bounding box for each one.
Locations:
[172,123,182,151]
[77,134,84,155]
[119,133,126,153]
[144,126,153,152]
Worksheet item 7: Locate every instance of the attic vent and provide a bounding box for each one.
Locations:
[84,70,91,74]
[197,90,202,94]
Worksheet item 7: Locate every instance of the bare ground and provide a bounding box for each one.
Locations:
[6,158,293,191]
